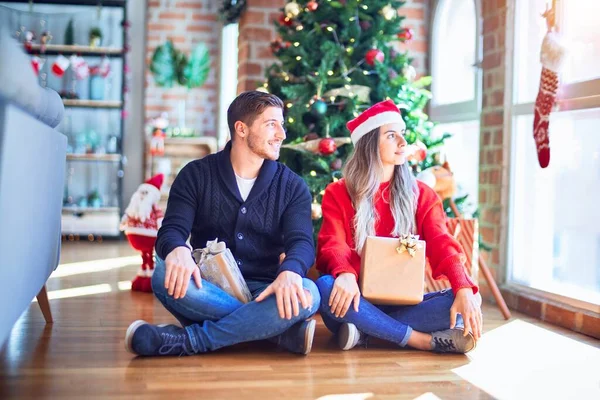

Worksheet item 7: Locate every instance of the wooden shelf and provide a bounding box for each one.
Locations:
[62,206,119,213]
[62,99,123,109]
[67,153,121,162]
[1,0,125,6]
[163,136,218,153]
[27,44,123,58]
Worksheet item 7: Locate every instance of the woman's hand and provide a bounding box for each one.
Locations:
[329,273,361,318]
[450,288,483,340]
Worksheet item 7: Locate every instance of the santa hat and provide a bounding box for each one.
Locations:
[138,174,164,198]
[346,100,404,145]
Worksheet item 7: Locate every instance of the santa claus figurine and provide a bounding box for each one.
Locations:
[120,174,165,292]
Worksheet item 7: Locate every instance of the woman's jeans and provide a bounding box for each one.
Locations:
[152,257,320,353]
[316,275,461,347]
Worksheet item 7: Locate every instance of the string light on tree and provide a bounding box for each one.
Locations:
[307,0,318,12]
[311,202,322,220]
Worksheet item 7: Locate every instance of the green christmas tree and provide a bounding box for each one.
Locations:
[263,0,462,236]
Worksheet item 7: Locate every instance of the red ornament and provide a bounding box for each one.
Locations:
[318,138,337,155]
[398,28,414,42]
[307,1,318,11]
[278,14,293,27]
[365,49,385,66]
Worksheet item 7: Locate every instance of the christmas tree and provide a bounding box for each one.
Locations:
[262,0,459,236]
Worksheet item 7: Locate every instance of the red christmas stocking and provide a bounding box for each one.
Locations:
[533,31,566,168]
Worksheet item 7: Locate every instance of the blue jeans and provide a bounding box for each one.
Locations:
[151,257,320,353]
[316,275,461,347]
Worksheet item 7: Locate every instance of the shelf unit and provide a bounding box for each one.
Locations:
[27,43,123,57]
[1,0,128,237]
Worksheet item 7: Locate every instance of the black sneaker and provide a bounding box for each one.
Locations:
[125,320,194,356]
[430,328,476,354]
[275,319,316,355]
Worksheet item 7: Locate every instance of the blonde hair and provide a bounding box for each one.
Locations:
[343,129,419,253]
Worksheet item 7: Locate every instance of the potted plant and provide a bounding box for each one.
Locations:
[89,27,102,48]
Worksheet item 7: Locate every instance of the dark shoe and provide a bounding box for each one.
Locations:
[125,320,194,356]
[430,328,476,354]
[275,319,316,355]
[337,322,366,350]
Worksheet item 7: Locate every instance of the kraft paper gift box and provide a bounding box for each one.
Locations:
[359,234,426,305]
[193,239,252,304]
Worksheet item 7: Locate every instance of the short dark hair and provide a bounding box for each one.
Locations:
[227,91,284,139]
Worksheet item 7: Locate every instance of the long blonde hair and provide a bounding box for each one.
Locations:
[343,128,419,253]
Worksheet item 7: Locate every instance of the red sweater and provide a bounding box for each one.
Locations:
[316,179,478,294]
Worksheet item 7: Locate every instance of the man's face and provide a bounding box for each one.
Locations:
[245,106,286,161]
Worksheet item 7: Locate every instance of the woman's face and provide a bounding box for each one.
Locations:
[378,121,408,167]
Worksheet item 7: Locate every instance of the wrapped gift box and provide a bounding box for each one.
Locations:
[193,239,252,304]
[359,235,426,305]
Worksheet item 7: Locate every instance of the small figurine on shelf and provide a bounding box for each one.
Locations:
[120,174,165,293]
[40,31,52,52]
[149,113,169,156]
[89,27,102,48]
[23,31,35,52]
[88,190,103,208]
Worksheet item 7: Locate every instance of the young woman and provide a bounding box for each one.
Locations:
[315,100,483,354]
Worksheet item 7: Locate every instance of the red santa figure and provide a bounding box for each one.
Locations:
[120,174,165,292]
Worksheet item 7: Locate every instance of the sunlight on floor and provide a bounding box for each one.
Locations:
[452,319,600,399]
[315,394,374,400]
[32,281,133,301]
[413,393,442,400]
[50,256,141,278]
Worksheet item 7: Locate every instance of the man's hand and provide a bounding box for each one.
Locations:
[330,273,360,318]
[164,246,202,299]
[255,271,310,319]
[450,288,483,340]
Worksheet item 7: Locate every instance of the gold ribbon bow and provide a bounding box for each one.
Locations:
[193,238,226,266]
[396,234,421,257]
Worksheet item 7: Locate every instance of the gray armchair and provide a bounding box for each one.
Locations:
[0,28,66,347]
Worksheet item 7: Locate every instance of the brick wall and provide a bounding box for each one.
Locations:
[237,0,430,94]
[145,0,221,137]
[237,0,285,93]
[478,0,507,302]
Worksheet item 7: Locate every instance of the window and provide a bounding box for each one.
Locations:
[508,0,600,306]
[218,23,238,148]
[430,0,481,207]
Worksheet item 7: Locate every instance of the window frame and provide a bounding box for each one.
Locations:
[505,0,600,312]
[429,0,483,123]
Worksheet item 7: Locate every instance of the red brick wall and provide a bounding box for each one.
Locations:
[478,0,507,301]
[237,0,285,93]
[237,0,430,94]
[145,0,221,137]
[397,0,430,76]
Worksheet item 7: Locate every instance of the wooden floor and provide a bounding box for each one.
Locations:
[1,241,599,400]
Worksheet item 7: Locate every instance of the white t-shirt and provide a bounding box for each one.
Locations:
[235,174,257,201]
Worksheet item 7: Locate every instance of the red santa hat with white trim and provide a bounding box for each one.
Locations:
[138,174,164,199]
[346,100,405,145]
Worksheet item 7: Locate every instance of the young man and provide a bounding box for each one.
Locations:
[125,91,320,357]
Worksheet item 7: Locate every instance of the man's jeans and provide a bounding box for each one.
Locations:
[151,257,320,353]
[316,275,462,347]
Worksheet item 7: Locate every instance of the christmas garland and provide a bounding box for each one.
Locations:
[219,0,247,25]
